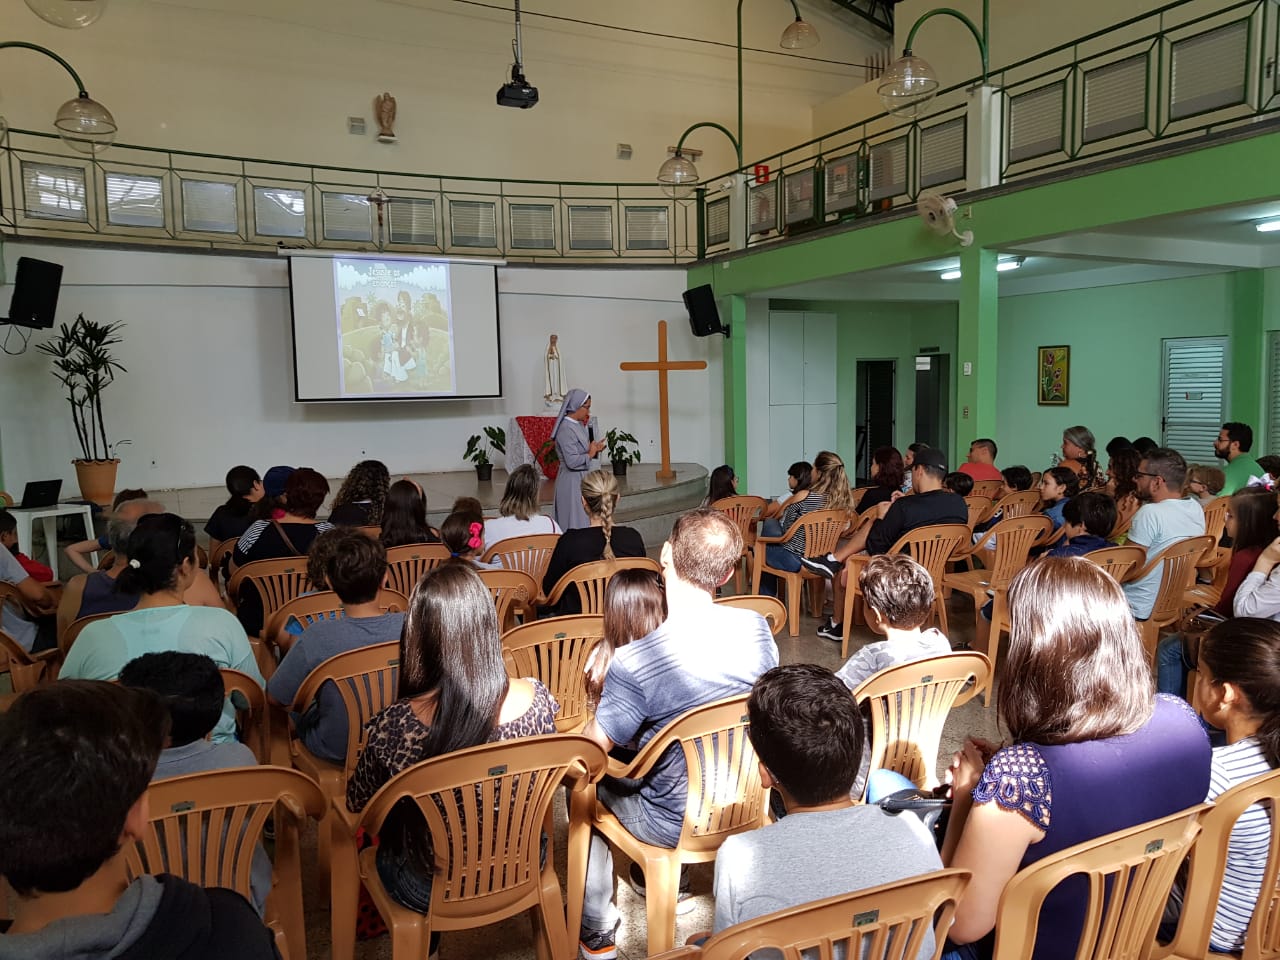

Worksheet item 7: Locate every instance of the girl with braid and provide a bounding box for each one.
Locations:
[1058,425,1104,491]
[541,469,646,615]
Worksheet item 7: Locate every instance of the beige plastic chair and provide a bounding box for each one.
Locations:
[1164,768,1280,960]
[0,626,60,691]
[124,766,325,960]
[1083,545,1146,584]
[501,614,603,733]
[355,525,382,539]
[971,479,1004,500]
[751,509,851,638]
[384,542,452,597]
[991,804,1210,960]
[1201,496,1230,545]
[477,568,539,632]
[220,667,270,765]
[333,736,608,960]
[851,652,990,796]
[287,640,400,893]
[964,495,991,530]
[850,486,874,510]
[261,587,408,642]
[843,523,971,657]
[545,557,663,616]
[208,537,237,594]
[711,495,767,593]
[1130,536,1215,663]
[714,594,788,636]
[226,557,310,631]
[1029,471,1042,487]
[648,868,972,960]
[567,695,769,955]
[0,491,11,507]
[59,610,120,659]
[481,532,560,604]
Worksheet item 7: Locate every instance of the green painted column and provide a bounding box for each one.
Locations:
[723,294,749,487]
[1230,269,1265,428]
[956,246,999,452]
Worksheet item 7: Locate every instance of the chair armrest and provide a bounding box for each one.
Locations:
[950,527,995,560]
[647,948,703,960]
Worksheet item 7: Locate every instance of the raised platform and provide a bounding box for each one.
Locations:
[155,463,710,550]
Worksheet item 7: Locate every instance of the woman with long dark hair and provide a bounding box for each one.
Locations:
[860,447,905,512]
[345,562,558,911]
[584,568,667,707]
[205,465,263,543]
[703,465,739,507]
[329,460,391,527]
[380,479,439,548]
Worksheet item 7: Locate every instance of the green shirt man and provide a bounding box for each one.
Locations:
[1215,423,1259,495]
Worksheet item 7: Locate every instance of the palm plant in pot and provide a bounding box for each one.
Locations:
[36,315,129,505]
[463,426,505,482]
[605,428,641,477]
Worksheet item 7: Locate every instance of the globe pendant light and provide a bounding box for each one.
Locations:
[25,0,108,29]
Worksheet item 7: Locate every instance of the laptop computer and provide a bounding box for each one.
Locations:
[17,479,62,509]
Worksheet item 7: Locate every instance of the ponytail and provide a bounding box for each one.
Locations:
[581,469,620,561]
[118,513,196,596]
[1202,618,1280,767]
[810,451,854,514]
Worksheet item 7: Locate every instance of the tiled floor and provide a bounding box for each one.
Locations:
[308,585,1001,960]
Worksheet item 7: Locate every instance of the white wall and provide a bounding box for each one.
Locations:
[0,243,723,492]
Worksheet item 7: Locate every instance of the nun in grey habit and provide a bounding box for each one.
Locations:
[552,388,601,530]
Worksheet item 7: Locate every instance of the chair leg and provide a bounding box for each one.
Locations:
[783,574,801,638]
[388,912,431,960]
[329,820,361,960]
[934,591,949,635]
[640,853,682,955]
[564,785,596,946]
[273,805,307,960]
[841,577,857,660]
[532,866,570,960]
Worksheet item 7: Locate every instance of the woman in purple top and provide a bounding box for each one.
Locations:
[940,557,1211,960]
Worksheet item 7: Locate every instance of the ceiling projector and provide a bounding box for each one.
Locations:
[497,72,538,109]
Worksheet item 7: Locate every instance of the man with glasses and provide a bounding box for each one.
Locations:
[1215,422,1260,496]
[1124,448,1205,619]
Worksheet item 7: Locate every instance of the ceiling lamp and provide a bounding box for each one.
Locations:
[939,256,1024,279]
[0,42,116,153]
[779,17,819,50]
[877,53,941,120]
[1255,218,1280,233]
[657,152,700,200]
[24,0,108,29]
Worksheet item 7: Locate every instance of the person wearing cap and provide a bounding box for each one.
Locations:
[551,388,606,531]
[802,446,967,642]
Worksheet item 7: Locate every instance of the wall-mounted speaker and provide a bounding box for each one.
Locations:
[7,257,63,329]
[683,284,727,338]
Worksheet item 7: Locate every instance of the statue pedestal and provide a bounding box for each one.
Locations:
[507,415,599,480]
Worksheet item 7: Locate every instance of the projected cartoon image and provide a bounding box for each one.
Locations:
[335,258,456,396]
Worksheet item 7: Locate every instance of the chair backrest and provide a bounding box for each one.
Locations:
[984,515,1054,588]
[1147,535,1216,626]
[849,486,873,510]
[546,557,663,615]
[964,496,990,529]
[851,652,991,791]
[1201,496,1230,544]
[60,610,120,658]
[995,490,1041,520]
[627,695,768,854]
[501,615,604,732]
[1167,768,1280,960]
[890,524,972,588]
[1029,471,1042,486]
[0,627,54,691]
[477,568,539,628]
[293,640,401,779]
[480,533,560,590]
[226,557,311,631]
[711,495,767,547]
[356,736,606,924]
[671,869,972,960]
[0,491,11,507]
[791,509,853,560]
[1083,545,1146,585]
[261,588,408,641]
[384,543,452,598]
[714,595,787,636]
[991,804,1209,960]
[971,479,1003,500]
[355,525,382,539]
[220,667,270,764]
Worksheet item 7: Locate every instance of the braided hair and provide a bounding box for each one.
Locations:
[581,469,620,560]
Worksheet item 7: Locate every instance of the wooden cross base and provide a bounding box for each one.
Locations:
[620,320,708,480]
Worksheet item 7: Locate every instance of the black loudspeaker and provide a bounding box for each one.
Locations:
[7,257,63,329]
[683,284,727,338]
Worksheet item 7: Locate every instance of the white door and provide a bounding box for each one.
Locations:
[1161,336,1228,462]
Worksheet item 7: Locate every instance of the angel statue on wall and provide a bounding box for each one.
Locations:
[374,92,397,143]
[544,333,566,407]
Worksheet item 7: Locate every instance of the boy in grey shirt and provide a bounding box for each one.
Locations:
[711,664,941,953]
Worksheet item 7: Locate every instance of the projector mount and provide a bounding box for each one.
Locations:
[496,0,539,109]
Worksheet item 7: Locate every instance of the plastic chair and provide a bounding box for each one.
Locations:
[545,557,663,616]
[567,695,769,955]
[971,479,1003,500]
[59,610,120,659]
[481,533,560,604]
[964,495,991,530]
[124,766,325,960]
[226,557,311,633]
[221,667,270,765]
[333,736,607,960]
[287,640,400,893]
[208,536,237,587]
[992,490,1041,521]
[384,543,451,597]
[714,594,788,636]
[1201,496,1230,545]
[647,868,972,960]
[1028,471,1042,487]
[501,614,604,732]
[850,652,990,797]
[1130,536,1215,663]
[355,525,382,539]
[843,523,971,657]
[478,568,539,632]
[991,804,1210,960]
[0,626,60,691]
[711,495,767,593]
[850,486,873,510]
[751,509,851,638]
[1164,768,1280,960]
[0,491,11,507]
[1083,545,1147,584]
[261,587,408,642]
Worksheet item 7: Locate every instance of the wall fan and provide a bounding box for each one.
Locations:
[917,190,973,246]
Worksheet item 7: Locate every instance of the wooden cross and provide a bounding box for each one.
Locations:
[620,320,707,480]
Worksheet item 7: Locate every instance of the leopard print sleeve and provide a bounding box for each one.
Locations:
[346,704,404,813]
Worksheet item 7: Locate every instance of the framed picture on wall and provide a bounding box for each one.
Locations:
[1038,345,1069,405]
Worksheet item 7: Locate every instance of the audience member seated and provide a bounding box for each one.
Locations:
[1216,422,1260,496]
[119,651,268,915]
[328,459,390,528]
[61,513,262,744]
[584,567,667,710]
[452,495,483,516]
[0,513,57,653]
[1231,519,1280,622]
[483,464,561,548]
[249,465,294,522]
[758,450,854,598]
[233,467,334,637]
[1105,447,1142,526]
[578,509,778,959]
[834,555,952,796]
[1165,617,1280,953]
[702,464,738,507]
[973,465,1033,536]
[380,478,440,547]
[959,438,1002,483]
[275,528,346,651]
[711,663,942,951]
[1257,455,1280,488]
[939,558,1211,960]
[1057,425,1103,490]
[0,681,278,959]
[1186,463,1226,506]
[346,562,559,915]
[1045,492,1116,558]
[1133,435,1159,458]
[441,510,502,570]
[1037,466,1078,532]
[541,469,646,615]
[804,448,966,643]
[944,471,973,497]
[62,488,148,575]
[858,447,904,513]
[0,509,53,583]
[204,466,263,544]
[901,442,930,493]
[759,460,812,524]
[1123,448,1206,621]
[268,533,406,764]
[1105,435,1133,460]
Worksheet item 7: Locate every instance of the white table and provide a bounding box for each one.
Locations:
[9,503,98,581]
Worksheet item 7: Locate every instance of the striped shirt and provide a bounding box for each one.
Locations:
[1206,737,1274,951]
[780,492,827,556]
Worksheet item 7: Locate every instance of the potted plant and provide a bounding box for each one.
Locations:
[605,428,641,477]
[463,426,505,482]
[36,315,129,505]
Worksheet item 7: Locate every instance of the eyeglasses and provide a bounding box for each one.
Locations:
[1135,471,1161,478]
